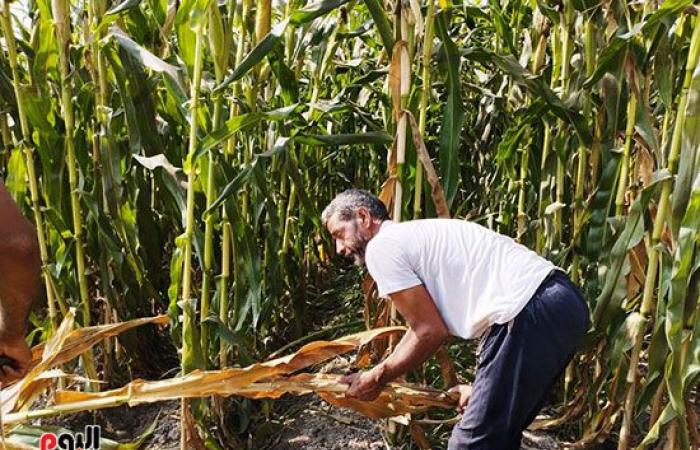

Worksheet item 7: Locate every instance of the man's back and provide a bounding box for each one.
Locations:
[365,218,558,339]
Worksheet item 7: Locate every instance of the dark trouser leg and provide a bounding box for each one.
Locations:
[447,271,590,450]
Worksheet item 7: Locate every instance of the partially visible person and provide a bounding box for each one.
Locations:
[0,180,39,384]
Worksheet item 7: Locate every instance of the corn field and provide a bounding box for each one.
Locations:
[0,0,699,448]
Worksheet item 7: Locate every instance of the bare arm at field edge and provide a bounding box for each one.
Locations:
[0,180,39,383]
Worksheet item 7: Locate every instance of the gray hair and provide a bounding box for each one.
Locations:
[321,189,390,225]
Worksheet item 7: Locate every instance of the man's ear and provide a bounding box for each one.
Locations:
[356,207,371,228]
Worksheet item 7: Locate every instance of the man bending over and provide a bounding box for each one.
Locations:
[322,189,589,450]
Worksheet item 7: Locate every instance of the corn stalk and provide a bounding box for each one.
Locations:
[618,14,700,450]
[180,14,207,449]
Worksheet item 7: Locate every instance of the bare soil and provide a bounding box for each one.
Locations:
[39,400,181,450]
[272,396,563,450]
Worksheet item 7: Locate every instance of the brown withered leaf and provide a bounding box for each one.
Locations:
[405,111,450,219]
[318,374,459,419]
[1,309,77,415]
[409,421,433,450]
[28,314,169,370]
[182,398,207,450]
[362,274,378,330]
[35,373,457,424]
[2,310,169,416]
[1,325,408,426]
[354,299,392,369]
[0,314,459,429]
[635,147,654,188]
[627,239,648,303]
[0,312,168,419]
[389,41,409,121]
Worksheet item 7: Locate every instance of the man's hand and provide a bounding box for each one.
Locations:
[340,368,385,401]
[447,384,472,414]
[0,335,31,384]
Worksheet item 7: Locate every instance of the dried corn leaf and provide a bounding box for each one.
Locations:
[37,374,457,423]
[2,311,168,415]
[45,328,408,409]
[318,375,459,419]
[28,315,169,369]
[1,309,76,415]
[408,421,433,450]
[405,111,451,219]
[1,315,455,427]
[11,369,102,413]
[261,326,405,373]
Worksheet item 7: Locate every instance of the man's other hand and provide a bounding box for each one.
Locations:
[0,335,31,384]
[340,369,384,401]
[448,384,472,414]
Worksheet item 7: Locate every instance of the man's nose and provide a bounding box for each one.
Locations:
[336,240,347,256]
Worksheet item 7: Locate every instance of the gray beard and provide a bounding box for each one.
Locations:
[348,236,369,267]
[352,252,365,266]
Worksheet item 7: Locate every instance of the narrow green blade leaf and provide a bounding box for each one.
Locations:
[294,131,392,146]
[107,30,186,97]
[106,0,143,16]
[215,20,289,93]
[435,11,465,208]
[290,0,352,25]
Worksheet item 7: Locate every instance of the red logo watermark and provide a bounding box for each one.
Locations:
[40,425,102,450]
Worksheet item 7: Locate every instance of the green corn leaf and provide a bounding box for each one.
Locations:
[289,0,352,25]
[175,0,213,74]
[293,131,393,147]
[363,0,394,56]
[592,170,671,331]
[665,160,700,417]
[463,47,592,146]
[435,10,465,208]
[671,60,700,236]
[5,148,26,204]
[195,103,304,161]
[586,1,691,88]
[107,30,186,97]
[637,403,678,448]
[32,0,57,84]
[207,1,229,77]
[215,19,290,93]
[106,0,143,16]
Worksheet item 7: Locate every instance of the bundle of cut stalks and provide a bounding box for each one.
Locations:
[0,309,458,448]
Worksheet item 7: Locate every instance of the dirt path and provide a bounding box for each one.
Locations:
[271,396,563,450]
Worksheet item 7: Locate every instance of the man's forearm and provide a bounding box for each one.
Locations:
[0,289,35,339]
[0,219,40,339]
[371,327,446,385]
[0,241,39,339]
[0,182,40,339]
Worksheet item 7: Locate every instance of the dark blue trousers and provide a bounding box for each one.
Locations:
[447,270,590,450]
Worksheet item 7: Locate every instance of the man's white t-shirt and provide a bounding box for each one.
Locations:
[364,219,561,340]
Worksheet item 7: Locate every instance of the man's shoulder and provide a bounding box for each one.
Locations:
[372,218,479,240]
[384,217,466,228]
[365,222,410,260]
[389,218,477,234]
[367,219,465,251]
